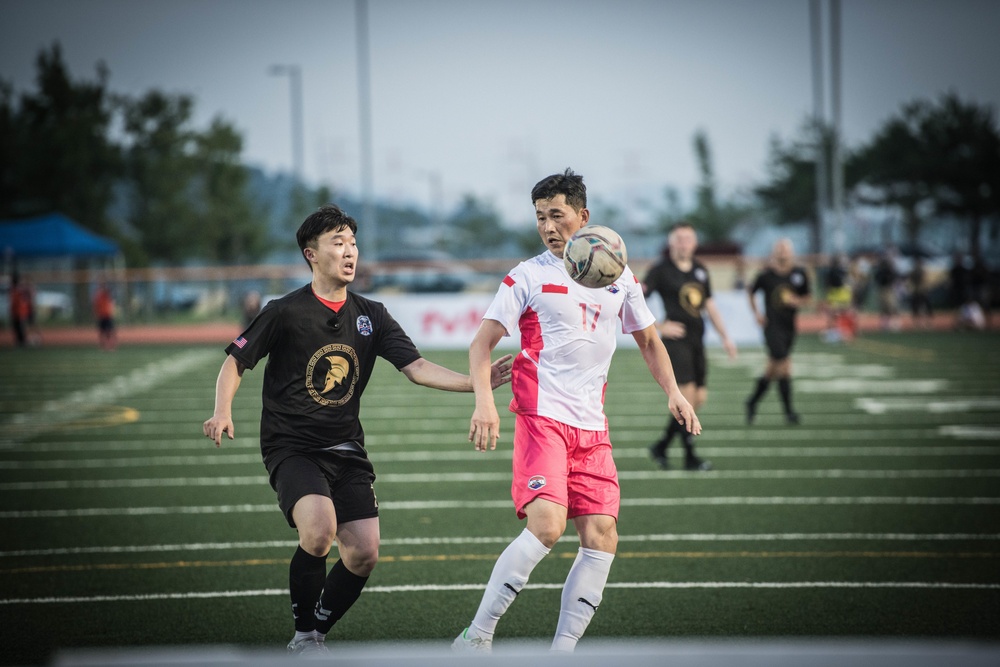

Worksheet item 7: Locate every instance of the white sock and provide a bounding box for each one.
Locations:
[551,547,614,652]
[468,528,550,639]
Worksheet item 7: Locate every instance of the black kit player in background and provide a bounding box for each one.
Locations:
[745,238,811,425]
[642,222,737,471]
[202,204,513,656]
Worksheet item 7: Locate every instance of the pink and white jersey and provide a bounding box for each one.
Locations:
[484,250,655,431]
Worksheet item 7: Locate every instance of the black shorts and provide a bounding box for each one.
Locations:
[271,454,378,528]
[663,338,706,387]
[764,326,796,361]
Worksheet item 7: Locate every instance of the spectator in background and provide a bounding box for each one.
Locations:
[849,255,871,312]
[241,290,262,328]
[93,282,117,351]
[873,248,901,331]
[8,272,31,347]
[823,254,853,342]
[908,257,933,330]
[971,253,992,327]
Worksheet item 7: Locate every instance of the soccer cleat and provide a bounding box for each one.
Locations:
[684,457,712,472]
[452,627,493,653]
[287,632,329,656]
[745,400,756,425]
[786,412,801,425]
[648,443,670,470]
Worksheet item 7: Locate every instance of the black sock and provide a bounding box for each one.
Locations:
[314,559,370,635]
[652,417,683,456]
[747,377,770,407]
[289,546,327,632]
[680,428,697,462]
[778,377,794,414]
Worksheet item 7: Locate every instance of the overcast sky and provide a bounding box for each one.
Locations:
[2,0,998,227]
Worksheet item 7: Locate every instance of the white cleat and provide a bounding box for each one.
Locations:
[287,632,330,657]
[452,627,493,653]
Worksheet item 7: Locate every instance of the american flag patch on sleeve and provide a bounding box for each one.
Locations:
[233,336,248,349]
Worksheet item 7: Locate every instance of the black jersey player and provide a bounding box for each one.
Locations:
[745,238,811,424]
[203,204,512,655]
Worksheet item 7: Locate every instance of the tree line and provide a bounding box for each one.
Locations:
[3,43,999,265]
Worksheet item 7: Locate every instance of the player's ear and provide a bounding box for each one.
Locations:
[580,208,590,224]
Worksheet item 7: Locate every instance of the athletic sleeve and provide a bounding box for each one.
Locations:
[619,267,656,334]
[225,299,281,370]
[375,304,423,370]
[483,266,530,337]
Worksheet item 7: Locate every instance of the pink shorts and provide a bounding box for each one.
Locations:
[511,414,620,521]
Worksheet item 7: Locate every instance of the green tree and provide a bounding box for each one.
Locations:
[0,44,121,233]
[755,120,839,254]
[442,194,506,258]
[118,90,202,264]
[194,118,268,263]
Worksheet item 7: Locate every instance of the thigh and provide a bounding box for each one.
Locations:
[273,455,335,528]
[330,467,379,524]
[566,429,619,522]
[512,415,570,520]
[664,339,696,385]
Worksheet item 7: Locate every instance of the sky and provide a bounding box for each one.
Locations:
[2,0,999,228]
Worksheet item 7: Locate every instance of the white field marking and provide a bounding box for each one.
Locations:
[798,379,948,394]
[939,425,1000,439]
[855,397,1000,415]
[5,468,1000,492]
[0,349,217,446]
[4,532,999,558]
[2,496,999,519]
[3,580,998,605]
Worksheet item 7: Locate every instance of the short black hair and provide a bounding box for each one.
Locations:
[296,204,358,268]
[531,168,587,211]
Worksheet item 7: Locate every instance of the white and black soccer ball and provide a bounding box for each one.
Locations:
[563,225,628,288]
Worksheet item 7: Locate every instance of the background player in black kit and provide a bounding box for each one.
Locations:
[745,238,811,424]
[202,204,512,656]
[642,222,737,471]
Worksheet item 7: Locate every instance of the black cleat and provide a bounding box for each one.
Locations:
[785,412,801,425]
[745,400,756,425]
[684,457,713,472]
[648,443,670,470]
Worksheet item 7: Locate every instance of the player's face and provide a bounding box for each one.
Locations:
[773,240,793,267]
[669,227,698,262]
[305,226,357,284]
[535,194,589,258]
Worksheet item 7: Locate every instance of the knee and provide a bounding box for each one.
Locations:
[530,518,567,549]
[580,523,618,553]
[342,544,379,577]
[298,522,337,557]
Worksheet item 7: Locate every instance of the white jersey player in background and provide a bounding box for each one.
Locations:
[453,168,700,653]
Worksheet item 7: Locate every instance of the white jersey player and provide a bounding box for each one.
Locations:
[454,168,699,653]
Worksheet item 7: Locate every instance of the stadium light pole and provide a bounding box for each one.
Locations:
[809,0,828,257]
[268,64,305,181]
[829,0,846,255]
[356,0,378,259]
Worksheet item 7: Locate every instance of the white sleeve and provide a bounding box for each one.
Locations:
[619,267,656,334]
[483,267,531,337]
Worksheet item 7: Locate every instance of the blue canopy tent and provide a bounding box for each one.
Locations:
[0,212,120,258]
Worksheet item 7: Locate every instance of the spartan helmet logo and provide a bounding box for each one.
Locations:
[306,344,360,407]
[322,356,351,394]
[679,282,705,318]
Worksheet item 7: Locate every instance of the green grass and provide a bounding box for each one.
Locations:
[1,332,999,665]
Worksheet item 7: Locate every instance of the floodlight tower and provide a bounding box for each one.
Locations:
[268,64,305,181]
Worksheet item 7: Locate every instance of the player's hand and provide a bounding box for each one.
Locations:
[468,403,501,452]
[756,314,767,327]
[659,321,686,339]
[723,337,738,360]
[203,415,235,448]
[489,354,514,389]
[668,392,701,436]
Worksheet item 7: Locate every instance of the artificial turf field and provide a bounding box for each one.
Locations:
[1,331,998,665]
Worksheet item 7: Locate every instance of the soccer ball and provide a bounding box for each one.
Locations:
[563,225,628,288]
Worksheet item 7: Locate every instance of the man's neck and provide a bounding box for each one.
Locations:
[311,277,348,302]
[671,254,693,272]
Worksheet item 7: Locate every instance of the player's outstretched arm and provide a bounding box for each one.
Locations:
[401,354,512,392]
[468,319,508,452]
[203,355,245,447]
[632,324,702,435]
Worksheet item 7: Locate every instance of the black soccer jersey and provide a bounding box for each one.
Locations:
[225,285,422,474]
[749,266,811,332]
[643,257,713,343]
